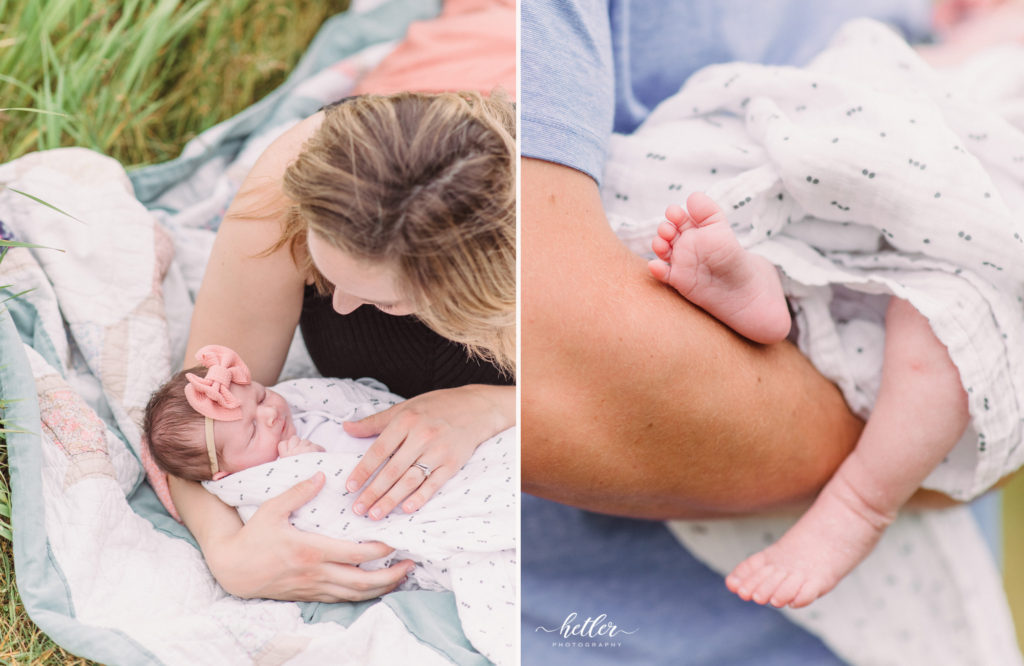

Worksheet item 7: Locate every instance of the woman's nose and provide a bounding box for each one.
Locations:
[332,290,363,315]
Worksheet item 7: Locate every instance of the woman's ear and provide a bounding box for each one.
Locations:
[212,471,228,481]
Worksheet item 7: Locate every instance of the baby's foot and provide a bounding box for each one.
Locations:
[649,192,790,344]
[724,475,893,608]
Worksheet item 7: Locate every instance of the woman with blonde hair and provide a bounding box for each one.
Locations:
[170,2,515,603]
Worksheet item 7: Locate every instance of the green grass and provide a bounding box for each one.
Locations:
[0,538,90,665]
[0,1,349,661]
[1,0,350,167]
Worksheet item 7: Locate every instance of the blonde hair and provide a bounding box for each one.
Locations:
[277,91,515,375]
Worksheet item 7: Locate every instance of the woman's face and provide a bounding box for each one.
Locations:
[306,231,418,316]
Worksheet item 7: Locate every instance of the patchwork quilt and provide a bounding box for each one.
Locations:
[0,2,513,664]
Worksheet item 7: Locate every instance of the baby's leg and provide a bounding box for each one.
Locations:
[726,297,969,607]
[649,192,790,344]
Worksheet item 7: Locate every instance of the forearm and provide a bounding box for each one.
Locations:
[521,158,865,519]
[168,475,243,563]
[185,113,320,384]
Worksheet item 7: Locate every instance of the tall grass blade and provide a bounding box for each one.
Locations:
[5,188,85,224]
[1,288,36,303]
[0,108,67,117]
[0,241,63,251]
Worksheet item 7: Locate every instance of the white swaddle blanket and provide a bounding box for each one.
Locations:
[604,18,1024,501]
[601,19,1024,665]
[203,378,517,666]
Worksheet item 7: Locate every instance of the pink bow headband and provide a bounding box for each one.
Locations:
[184,345,252,475]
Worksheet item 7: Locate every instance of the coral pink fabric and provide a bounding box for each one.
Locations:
[184,345,251,421]
[352,0,515,98]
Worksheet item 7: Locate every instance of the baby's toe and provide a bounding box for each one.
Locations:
[751,567,788,605]
[769,573,804,608]
[648,259,670,283]
[733,562,774,601]
[664,204,689,225]
[731,551,767,580]
[652,235,672,261]
[790,578,823,609]
[657,220,680,241]
[686,192,727,226]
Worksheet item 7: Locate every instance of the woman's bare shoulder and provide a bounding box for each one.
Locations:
[246,111,326,184]
[185,112,327,380]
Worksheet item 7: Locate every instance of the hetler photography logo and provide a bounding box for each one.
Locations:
[535,612,638,649]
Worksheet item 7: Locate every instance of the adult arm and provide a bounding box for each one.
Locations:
[184,112,324,385]
[173,113,411,600]
[521,158,867,520]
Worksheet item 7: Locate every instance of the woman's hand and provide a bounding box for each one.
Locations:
[343,384,515,519]
[189,472,414,601]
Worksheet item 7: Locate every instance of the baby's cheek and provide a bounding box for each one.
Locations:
[261,442,282,464]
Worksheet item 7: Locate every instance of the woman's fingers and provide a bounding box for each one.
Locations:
[255,557,413,603]
[352,437,424,518]
[343,385,512,518]
[345,416,410,493]
[257,471,325,520]
[343,404,396,438]
[310,534,396,565]
[399,466,453,514]
[365,463,451,519]
[316,559,415,602]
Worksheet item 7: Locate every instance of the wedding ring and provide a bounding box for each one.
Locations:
[413,462,433,478]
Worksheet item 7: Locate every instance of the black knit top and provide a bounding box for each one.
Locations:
[298,284,512,398]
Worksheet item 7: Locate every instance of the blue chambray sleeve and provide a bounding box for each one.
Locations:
[520,0,614,184]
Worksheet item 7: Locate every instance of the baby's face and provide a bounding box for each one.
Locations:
[212,382,296,476]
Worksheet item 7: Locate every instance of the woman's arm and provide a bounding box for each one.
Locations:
[521,158,866,520]
[185,112,324,385]
[175,112,414,601]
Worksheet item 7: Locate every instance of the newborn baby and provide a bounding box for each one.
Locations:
[142,345,516,665]
[143,346,322,481]
[649,192,970,609]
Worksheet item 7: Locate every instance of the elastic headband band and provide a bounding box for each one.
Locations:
[205,417,218,476]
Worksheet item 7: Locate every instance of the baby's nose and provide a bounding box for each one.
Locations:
[257,404,277,425]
